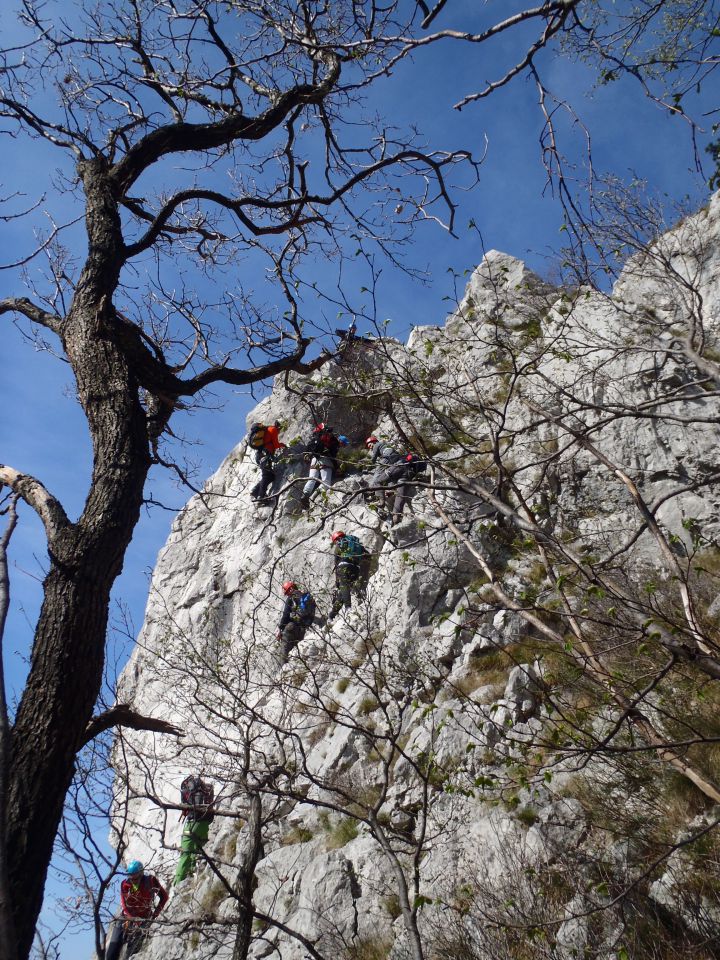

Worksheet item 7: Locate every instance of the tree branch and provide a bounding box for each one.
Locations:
[110,54,341,194]
[0,298,63,336]
[80,704,183,748]
[0,467,70,546]
[110,308,330,398]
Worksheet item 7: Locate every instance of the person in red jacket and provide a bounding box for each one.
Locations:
[105,861,168,960]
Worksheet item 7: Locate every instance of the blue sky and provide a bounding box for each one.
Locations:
[0,1,716,954]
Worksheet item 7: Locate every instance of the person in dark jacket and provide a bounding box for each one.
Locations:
[364,436,408,489]
[105,861,168,960]
[328,530,368,619]
[277,581,316,661]
[300,424,348,504]
[250,421,286,501]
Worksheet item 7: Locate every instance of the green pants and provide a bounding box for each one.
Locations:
[174,819,210,885]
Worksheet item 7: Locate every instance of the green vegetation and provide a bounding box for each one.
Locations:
[381,892,402,920]
[342,936,393,960]
[281,826,314,846]
[325,817,360,850]
[358,695,380,715]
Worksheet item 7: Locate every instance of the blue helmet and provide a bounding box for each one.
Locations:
[126,860,144,876]
[338,435,350,446]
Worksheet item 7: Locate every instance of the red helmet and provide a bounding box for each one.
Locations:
[365,435,378,449]
[331,530,346,544]
[313,422,326,433]
[282,581,297,596]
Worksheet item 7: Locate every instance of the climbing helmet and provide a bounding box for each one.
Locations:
[331,531,346,544]
[126,860,144,876]
[365,435,378,449]
[282,581,297,596]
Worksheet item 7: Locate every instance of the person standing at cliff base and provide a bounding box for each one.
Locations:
[174,775,215,885]
[105,861,168,960]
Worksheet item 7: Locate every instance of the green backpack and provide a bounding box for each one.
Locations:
[339,534,365,560]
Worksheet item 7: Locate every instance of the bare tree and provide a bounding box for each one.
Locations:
[0,1,480,954]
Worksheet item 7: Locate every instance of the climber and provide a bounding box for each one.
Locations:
[334,320,374,349]
[277,581,316,661]
[249,420,286,502]
[300,423,349,506]
[335,321,358,343]
[362,436,408,495]
[388,453,428,526]
[174,775,215,885]
[105,861,168,960]
[363,440,427,525]
[329,530,369,620]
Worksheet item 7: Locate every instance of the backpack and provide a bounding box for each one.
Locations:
[339,534,365,561]
[309,427,338,457]
[180,775,214,823]
[293,591,315,625]
[405,453,427,477]
[376,441,404,466]
[248,423,266,449]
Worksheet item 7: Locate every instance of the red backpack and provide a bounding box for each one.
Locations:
[180,775,214,822]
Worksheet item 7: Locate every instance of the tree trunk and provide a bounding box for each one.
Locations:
[0,498,19,960]
[8,442,149,957]
[233,793,263,960]
[7,157,152,957]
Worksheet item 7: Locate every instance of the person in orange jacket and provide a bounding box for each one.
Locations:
[250,421,286,502]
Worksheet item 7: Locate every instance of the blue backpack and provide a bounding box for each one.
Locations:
[294,591,315,624]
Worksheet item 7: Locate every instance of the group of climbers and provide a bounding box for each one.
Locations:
[105,774,215,958]
[247,421,425,521]
[246,420,427,663]
[275,529,371,660]
[248,420,351,507]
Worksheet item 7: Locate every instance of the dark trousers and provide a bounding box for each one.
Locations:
[370,460,407,489]
[391,482,410,523]
[106,917,147,960]
[281,622,306,662]
[251,451,275,500]
[330,562,360,618]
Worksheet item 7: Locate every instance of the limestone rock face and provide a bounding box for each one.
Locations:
[111,194,720,960]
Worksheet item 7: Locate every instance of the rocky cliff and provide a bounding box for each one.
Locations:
[111,194,720,960]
